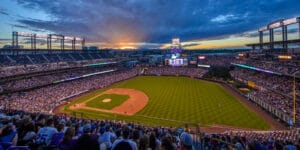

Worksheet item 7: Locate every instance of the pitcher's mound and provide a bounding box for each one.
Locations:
[102,98,112,103]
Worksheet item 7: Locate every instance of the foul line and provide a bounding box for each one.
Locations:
[135,115,186,123]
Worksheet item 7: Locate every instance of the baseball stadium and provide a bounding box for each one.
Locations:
[0,1,300,150]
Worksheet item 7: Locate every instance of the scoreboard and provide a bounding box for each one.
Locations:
[165,58,188,66]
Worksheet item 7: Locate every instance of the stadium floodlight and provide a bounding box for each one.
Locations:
[268,20,283,29]
[259,26,268,32]
[36,34,48,38]
[64,36,74,41]
[18,32,33,37]
[283,17,300,25]
[51,34,64,39]
[75,37,83,41]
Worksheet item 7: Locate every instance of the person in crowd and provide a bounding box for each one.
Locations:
[112,126,137,150]
[74,124,99,150]
[138,135,149,150]
[98,125,116,149]
[132,129,140,147]
[49,122,65,147]
[161,136,175,150]
[149,132,159,150]
[59,127,77,150]
[179,132,193,150]
[20,122,36,146]
[36,118,58,146]
[0,123,18,146]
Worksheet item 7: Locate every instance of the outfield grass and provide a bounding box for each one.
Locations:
[85,94,129,110]
[62,76,270,129]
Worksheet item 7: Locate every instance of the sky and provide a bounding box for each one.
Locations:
[0,0,300,50]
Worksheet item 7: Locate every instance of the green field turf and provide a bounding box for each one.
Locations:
[62,76,270,129]
[85,94,129,110]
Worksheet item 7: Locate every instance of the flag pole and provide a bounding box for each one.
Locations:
[293,74,296,124]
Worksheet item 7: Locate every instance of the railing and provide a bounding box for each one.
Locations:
[247,94,293,125]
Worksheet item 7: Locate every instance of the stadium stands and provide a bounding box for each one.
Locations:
[0,109,298,150]
[231,68,300,98]
[0,67,118,92]
[0,55,13,66]
[0,50,300,149]
[0,51,112,67]
[231,60,300,123]
[0,68,140,113]
[235,59,300,77]
[144,66,207,78]
[0,58,115,78]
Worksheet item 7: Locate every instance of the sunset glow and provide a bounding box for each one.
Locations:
[0,0,299,49]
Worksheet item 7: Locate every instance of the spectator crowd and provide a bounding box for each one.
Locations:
[0,109,299,150]
[231,68,300,123]
[234,59,300,77]
[0,68,140,114]
[0,53,300,149]
[0,67,117,92]
[0,58,115,78]
[144,67,207,78]
[0,66,209,114]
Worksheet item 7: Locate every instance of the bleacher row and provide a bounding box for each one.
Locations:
[0,53,112,66]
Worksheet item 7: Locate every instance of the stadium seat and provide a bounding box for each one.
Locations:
[7,146,29,150]
[0,142,12,150]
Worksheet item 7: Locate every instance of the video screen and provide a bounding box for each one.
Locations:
[165,58,188,66]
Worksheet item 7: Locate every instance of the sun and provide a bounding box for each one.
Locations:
[120,46,137,50]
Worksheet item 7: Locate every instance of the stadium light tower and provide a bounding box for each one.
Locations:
[31,34,36,50]
[47,34,52,50]
[12,31,18,49]
[61,35,65,50]
[293,74,297,124]
[72,37,76,50]
[267,19,283,50]
[259,26,268,49]
[258,17,300,51]
[11,31,86,50]
[82,38,86,50]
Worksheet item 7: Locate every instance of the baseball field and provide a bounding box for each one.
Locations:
[61,76,270,130]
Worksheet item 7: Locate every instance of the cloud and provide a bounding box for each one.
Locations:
[5,0,300,48]
[287,28,299,33]
[0,8,9,16]
[9,23,47,33]
[0,38,11,41]
[18,38,47,45]
[211,14,237,23]
[181,41,202,47]
[0,11,9,16]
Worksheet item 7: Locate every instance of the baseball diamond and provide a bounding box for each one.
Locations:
[61,76,271,129]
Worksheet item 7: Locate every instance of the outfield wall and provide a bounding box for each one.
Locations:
[247,94,293,125]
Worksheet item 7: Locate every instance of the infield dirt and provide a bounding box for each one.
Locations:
[69,88,148,116]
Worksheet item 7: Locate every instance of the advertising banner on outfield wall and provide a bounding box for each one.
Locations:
[247,81,261,90]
